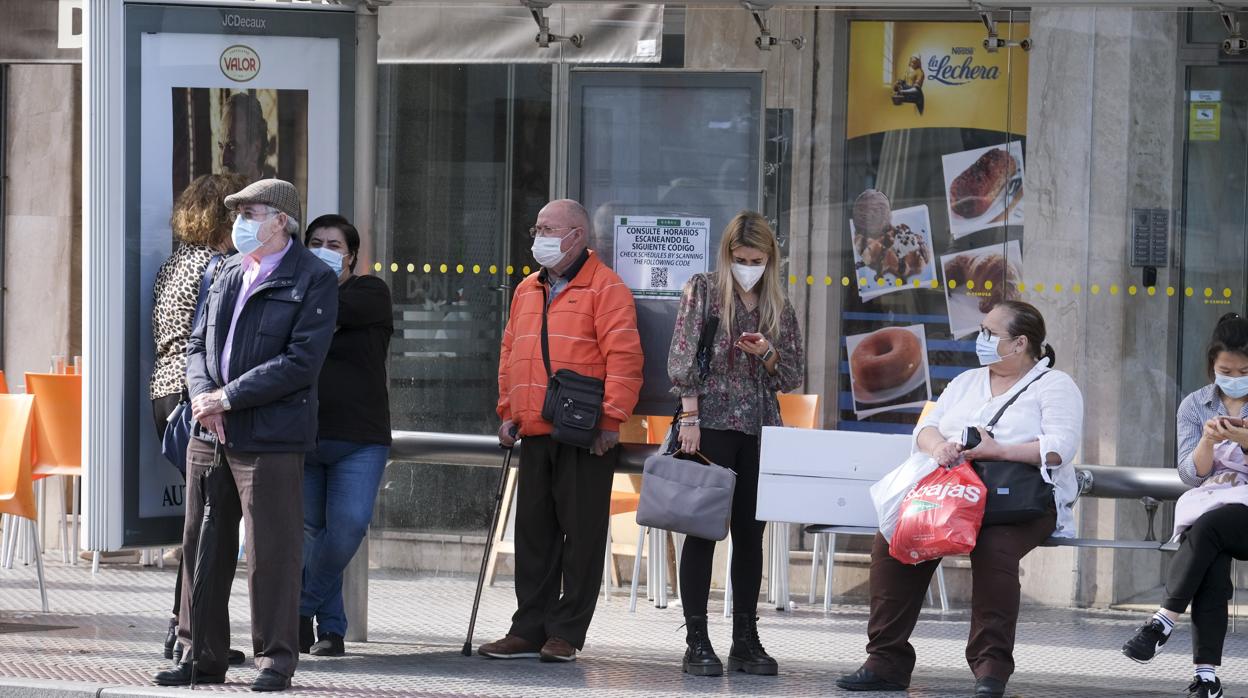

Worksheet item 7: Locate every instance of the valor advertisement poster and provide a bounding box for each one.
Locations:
[613,215,710,298]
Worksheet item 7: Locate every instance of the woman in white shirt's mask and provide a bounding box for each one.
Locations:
[837,301,1084,698]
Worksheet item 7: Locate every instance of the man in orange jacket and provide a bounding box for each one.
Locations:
[481,199,644,663]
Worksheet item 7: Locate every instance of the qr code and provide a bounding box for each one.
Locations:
[649,267,669,288]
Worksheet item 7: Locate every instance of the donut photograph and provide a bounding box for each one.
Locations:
[941,140,1025,240]
[849,201,937,302]
[845,324,932,419]
[939,240,1024,339]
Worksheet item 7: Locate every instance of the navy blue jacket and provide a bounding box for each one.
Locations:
[186,238,338,453]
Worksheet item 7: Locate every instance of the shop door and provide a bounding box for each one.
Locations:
[1178,62,1248,396]
[566,70,765,415]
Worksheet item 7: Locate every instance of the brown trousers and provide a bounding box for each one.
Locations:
[864,510,1056,685]
[177,437,304,677]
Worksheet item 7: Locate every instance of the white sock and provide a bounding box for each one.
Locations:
[1195,665,1217,683]
[1152,611,1175,636]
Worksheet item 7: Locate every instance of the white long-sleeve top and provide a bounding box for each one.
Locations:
[914,358,1085,537]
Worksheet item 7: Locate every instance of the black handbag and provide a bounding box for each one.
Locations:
[968,371,1056,526]
[538,284,605,450]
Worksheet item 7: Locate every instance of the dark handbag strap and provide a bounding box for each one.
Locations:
[539,281,553,378]
[182,254,221,403]
[984,370,1050,433]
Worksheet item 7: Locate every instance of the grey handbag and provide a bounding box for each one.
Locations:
[636,450,737,541]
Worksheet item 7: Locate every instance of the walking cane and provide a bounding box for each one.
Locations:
[462,428,518,656]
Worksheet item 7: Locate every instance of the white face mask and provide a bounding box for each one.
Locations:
[310,247,344,275]
[532,235,569,269]
[731,263,766,291]
[231,216,268,257]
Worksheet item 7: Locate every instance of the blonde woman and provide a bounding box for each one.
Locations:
[667,211,805,677]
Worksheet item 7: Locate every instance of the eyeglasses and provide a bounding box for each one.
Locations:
[977,326,1014,343]
[528,225,581,239]
[229,208,277,223]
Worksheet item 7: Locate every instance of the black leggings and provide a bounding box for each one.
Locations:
[1162,504,1248,665]
[678,428,765,618]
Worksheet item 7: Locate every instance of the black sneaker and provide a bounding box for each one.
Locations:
[1187,677,1224,698]
[1122,618,1169,663]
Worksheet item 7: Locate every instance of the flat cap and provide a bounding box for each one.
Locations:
[223,178,301,222]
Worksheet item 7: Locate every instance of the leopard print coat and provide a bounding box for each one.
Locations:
[149,244,225,400]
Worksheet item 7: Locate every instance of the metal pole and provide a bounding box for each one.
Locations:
[342,2,379,644]
[0,65,7,372]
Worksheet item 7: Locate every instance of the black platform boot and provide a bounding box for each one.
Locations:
[727,614,778,676]
[682,615,723,676]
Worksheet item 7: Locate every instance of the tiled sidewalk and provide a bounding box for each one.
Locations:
[0,559,1240,697]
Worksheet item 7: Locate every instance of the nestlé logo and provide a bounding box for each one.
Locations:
[220,45,260,83]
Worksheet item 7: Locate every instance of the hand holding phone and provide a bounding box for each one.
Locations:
[1222,417,1245,429]
[739,332,765,345]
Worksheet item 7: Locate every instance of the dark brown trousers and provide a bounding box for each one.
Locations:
[863,510,1056,685]
[177,437,304,677]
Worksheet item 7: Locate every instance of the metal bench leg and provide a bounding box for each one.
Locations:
[935,561,949,612]
[656,529,668,609]
[58,477,68,564]
[723,536,734,618]
[29,520,48,613]
[71,475,82,566]
[629,526,646,613]
[824,533,835,612]
[1234,560,1239,634]
[777,525,790,611]
[808,532,821,605]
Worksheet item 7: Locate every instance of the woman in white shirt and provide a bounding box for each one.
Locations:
[837,301,1084,698]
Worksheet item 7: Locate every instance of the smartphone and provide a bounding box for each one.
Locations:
[1221,417,1245,428]
[739,332,764,344]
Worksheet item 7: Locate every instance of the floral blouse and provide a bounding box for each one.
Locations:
[667,272,805,436]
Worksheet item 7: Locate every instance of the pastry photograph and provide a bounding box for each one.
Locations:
[849,189,936,302]
[939,240,1024,339]
[845,324,932,418]
[941,141,1025,239]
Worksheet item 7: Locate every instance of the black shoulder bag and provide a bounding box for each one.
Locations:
[539,284,606,450]
[663,278,719,454]
[967,371,1057,525]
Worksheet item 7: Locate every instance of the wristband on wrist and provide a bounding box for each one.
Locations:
[761,346,776,363]
[680,418,700,426]
[219,391,232,412]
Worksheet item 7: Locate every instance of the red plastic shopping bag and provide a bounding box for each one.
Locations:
[889,460,987,565]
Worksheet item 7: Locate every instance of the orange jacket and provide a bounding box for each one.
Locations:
[497,251,643,436]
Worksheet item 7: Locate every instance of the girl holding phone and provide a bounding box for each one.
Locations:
[666,211,804,677]
[1121,312,1248,698]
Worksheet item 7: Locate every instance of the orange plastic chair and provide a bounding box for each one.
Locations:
[777,393,819,429]
[0,370,8,394]
[26,373,83,566]
[918,400,938,424]
[646,415,673,445]
[0,394,48,611]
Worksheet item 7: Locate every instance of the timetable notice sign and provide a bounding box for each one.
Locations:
[613,215,710,298]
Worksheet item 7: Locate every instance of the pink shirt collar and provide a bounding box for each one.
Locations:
[242,236,294,276]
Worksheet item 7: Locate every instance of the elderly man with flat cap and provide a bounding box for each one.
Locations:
[155,179,337,693]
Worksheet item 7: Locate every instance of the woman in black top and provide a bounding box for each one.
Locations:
[299,215,393,656]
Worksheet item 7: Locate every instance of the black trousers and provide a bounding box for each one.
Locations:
[151,394,184,619]
[678,428,765,618]
[508,435,616,650]
[1162,504,1248,665]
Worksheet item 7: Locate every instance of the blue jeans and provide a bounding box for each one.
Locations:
[300,439,389,637]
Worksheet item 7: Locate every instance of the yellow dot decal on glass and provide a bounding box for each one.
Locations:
[406,263,415,273]
[894,278,904,287]
[912,279,921,288]
[806,275,814,286]
[841,276,849,287]
[1034,283,1045,293]
[489,264,498,274]
[1225,288,1233,299]
[1109,284,1119,296]
[966,280,976,290]
[439,263,448,273]
[1054,283,1064,293]
[789,275,797,285]
[858,277,867,287]
[456,264,465,274]
[825,276,833,286]
[1147,286,1156,296]
[506,265,514,275]
[389,263,398,273]
[876,277,886,286]
[1185,287,1194,297]
[1017,282,1026,293]
[522,265,531,275]
[1166,286,1175,297]
[472,264,481,274]
[930,279,940,289]
[948,279,957,289]
[373,262,382,273]
[423,263,431,273]
[1128,285,1137,296]
[1073,284,1082,294]
[1205,288,1214,298]
[1091,284,1101,295]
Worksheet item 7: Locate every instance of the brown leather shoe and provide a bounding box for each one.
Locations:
[478,634,541,659]
[539,637,577,663]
